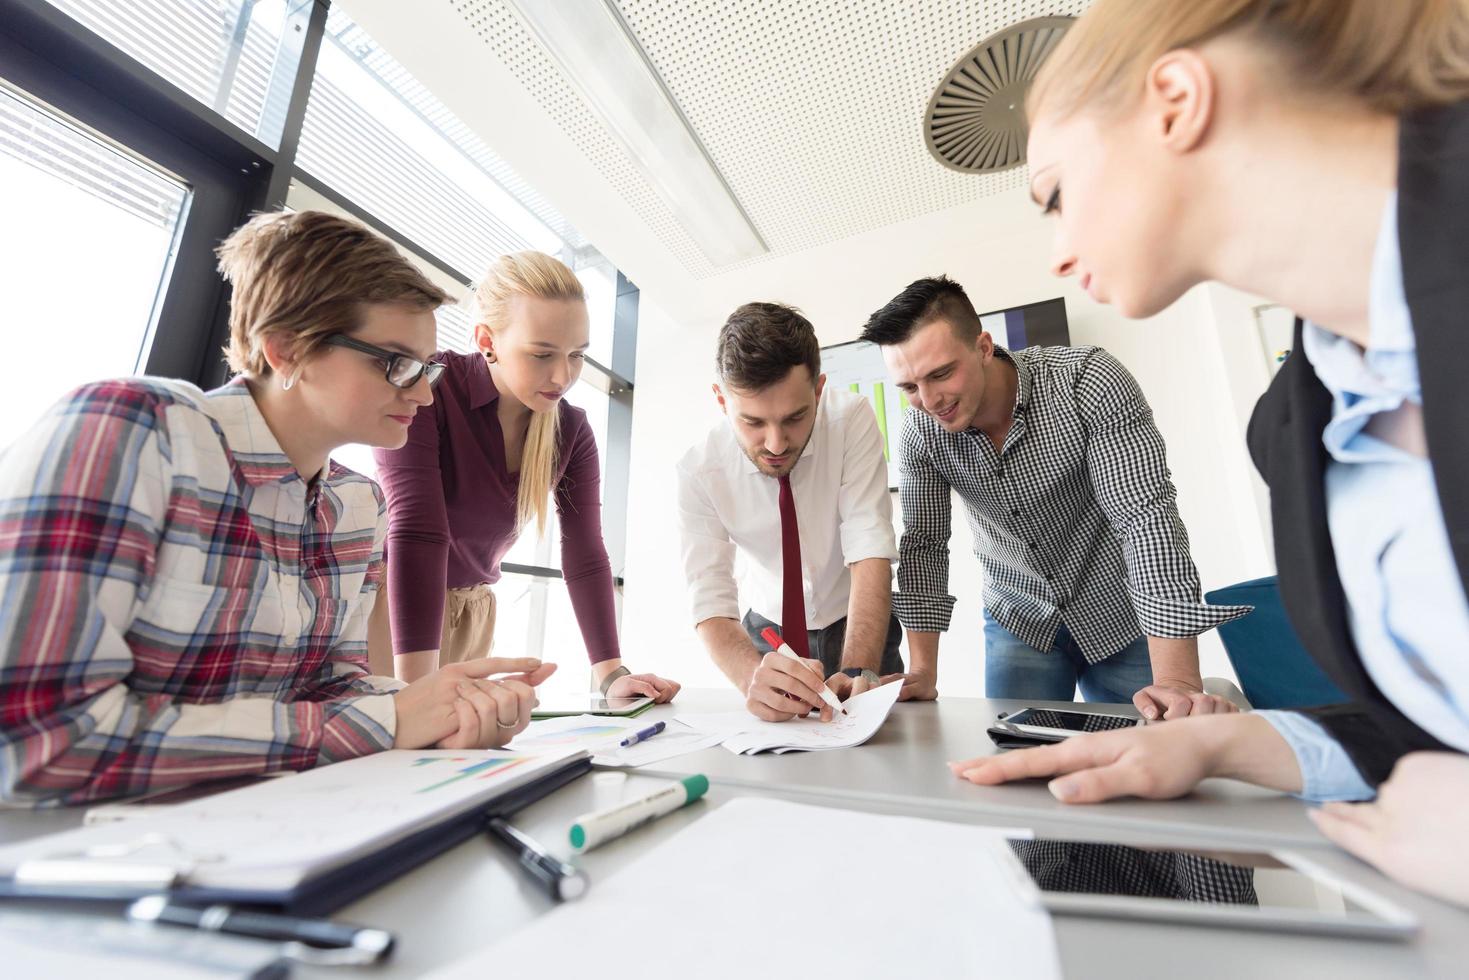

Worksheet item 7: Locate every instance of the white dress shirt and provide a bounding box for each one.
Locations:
[676,389,898,631]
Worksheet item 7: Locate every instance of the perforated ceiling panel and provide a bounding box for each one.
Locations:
[449,1,1091,278]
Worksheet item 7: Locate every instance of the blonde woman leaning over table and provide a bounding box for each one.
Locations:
[371,251,679,704]
[950,0,1469,908]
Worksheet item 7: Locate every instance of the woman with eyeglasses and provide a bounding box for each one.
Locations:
[370,251,680,704]
[949,0,1469,906]
[0,210,555,806]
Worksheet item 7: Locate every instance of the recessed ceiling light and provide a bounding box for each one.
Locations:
[504,0,767,268]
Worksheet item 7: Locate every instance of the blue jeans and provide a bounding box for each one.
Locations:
[982,609,1153,704]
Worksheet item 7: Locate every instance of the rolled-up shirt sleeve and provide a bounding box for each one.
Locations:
[1255,709,1376,802]
[893,410,957,632]
[837,397,898,566]
[1075,349,1250,636]
[676,460,740,626]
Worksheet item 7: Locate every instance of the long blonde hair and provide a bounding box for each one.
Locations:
[1029,0,1469,122]
[471,251,586,536]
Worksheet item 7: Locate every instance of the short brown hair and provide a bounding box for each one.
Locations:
[216,210,449,378]
[715,302,821,392]
[859,276,983,347]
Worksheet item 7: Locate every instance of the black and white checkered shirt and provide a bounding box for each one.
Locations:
[894,345,1249,664]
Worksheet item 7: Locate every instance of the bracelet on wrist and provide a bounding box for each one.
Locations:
[596,665,631,696]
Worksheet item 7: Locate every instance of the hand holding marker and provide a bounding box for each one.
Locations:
[569,775,710,852]
[760,626,847,717]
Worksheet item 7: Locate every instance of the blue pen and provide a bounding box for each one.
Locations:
[618,721,666,748]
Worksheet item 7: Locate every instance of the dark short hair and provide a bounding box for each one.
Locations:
[859,275,983,347]
[715,302,821,392]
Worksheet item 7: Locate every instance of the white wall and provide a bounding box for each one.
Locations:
[619,193,1277,697]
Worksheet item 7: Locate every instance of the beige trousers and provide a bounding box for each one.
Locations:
[438,585,498,667]
[366,584,497,677]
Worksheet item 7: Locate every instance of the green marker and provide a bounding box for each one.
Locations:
[568,775,709,852]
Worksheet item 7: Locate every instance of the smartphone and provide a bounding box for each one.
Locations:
[993,837,1419,940]
[988,707,1143,746]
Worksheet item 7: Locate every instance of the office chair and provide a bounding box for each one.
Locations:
[1205,576,1347,710]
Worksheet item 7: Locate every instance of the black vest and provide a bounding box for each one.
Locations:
[1246,100,1469,785]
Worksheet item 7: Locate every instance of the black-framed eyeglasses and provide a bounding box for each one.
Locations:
[323,334,445,389]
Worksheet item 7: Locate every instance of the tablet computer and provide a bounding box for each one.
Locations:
[992,837,1419,941]
[530,694,654,719]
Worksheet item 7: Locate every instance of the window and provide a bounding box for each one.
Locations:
[42,0,309,147]
[0,83,188,448]
[6,1,637,679]
[574,254,618,367]
[295,7,563,281]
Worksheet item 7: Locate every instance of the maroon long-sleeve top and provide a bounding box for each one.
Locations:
[372,350,619,662]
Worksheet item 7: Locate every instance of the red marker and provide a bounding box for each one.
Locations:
[761,627,847,717]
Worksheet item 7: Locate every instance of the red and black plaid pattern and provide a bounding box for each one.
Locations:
[0,379,400,807]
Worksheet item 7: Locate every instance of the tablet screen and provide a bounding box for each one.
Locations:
[1007,838,1381,918]
[530,693,653,716]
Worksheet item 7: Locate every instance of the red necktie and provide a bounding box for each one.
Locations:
[778,473,811,658]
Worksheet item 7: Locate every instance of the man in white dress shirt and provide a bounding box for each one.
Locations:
[677,302,903,722]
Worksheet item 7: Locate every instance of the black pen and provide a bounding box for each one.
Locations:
[486,816,588,902]
[127,895,395,961]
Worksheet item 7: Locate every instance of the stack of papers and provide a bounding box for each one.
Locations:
[676,679,903,754]
[508,716,725,768]
[428,798,1061,980]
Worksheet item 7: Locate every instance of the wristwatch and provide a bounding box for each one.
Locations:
[840,667,881,685]
[595,665,630,696]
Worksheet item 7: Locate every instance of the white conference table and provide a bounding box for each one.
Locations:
[1,692,1466,978]
[635,691,1323,849]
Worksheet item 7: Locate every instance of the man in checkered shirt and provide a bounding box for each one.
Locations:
[861,276,1248,719]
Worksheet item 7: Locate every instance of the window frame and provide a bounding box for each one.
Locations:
[0,0,637,595]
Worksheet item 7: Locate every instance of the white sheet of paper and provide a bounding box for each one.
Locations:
[426,798,1061,980]
[508,716,725,768]
[509,714,641,754]
[596,724,726,767]
[676,677,903,754]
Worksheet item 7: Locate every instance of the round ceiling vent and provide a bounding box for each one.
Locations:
[924,16,1075,174]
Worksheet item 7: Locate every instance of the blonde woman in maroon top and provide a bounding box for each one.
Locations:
[372,251,679,702]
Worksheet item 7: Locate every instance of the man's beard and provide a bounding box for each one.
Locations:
[743,433,811,478]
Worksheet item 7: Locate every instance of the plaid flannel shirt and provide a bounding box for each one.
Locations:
[894,346,1249,663]
[0,379,400,807]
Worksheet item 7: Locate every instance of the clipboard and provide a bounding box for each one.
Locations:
[0,751,592,916]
